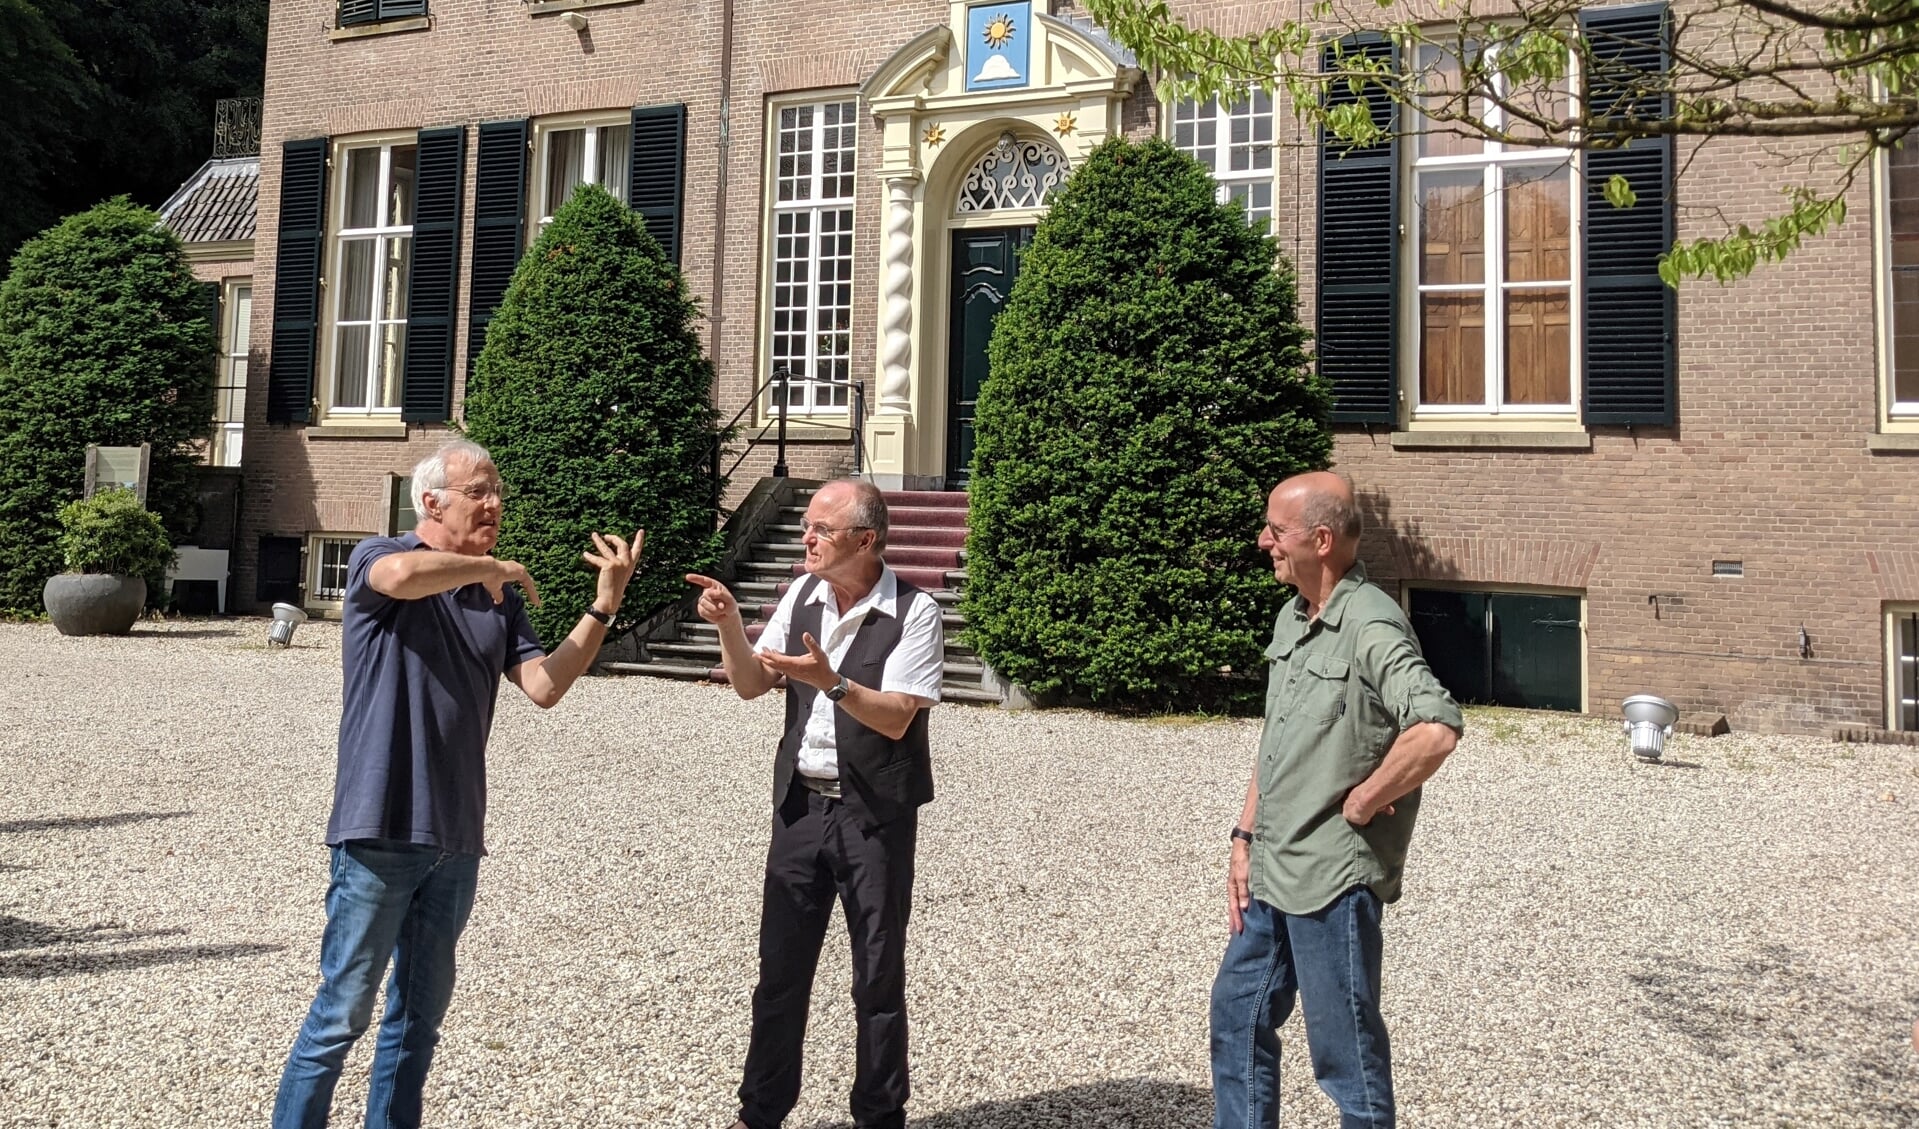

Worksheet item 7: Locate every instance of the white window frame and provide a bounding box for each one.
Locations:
[531,111,633,232]
[306,533,372,608]
[1169,88,1277,229]
[1405,41,1582,422]
[1875,138,1919,424]
[322,133,416,419]
[213,278,251,467]
[761,96,858,417]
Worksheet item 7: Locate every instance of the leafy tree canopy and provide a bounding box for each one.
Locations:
[1085,0,1919,282]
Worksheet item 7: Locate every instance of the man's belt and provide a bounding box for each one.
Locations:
[799,775,843,799]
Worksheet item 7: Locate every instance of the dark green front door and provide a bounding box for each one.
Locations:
[946,226,1032,489]
[1408,588,1583,712]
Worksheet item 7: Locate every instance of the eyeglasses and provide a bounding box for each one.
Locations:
[445,480,507,502]
[1262,520,1313,542]
[800,520,870,540]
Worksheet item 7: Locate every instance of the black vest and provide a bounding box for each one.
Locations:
[775,573,936,828]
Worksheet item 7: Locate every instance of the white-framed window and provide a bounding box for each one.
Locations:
[534,113,632,228]
[1408,42,1578,418]
[1889,605,1919,730]
[1880,139,1919,418]
[386,474,418,536]
[1171,89,1276,228]
[213,279,251,467]
[307,533,371,604]
[326,137,416,416]
[766,98,857,415]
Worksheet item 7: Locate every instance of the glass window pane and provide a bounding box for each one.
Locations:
[1420,294,1485,405]
[1505,165,1573,283]
[378,322,405,408]
[1416,44,1483,158]
[1894,268,1919,404]
[1504,289,1572,405]
[387,145,416,227]
[339,239,376,320]
[599,124,632,202]
[231,286,252,353]
[382,235,411,322]
[1418,170,1486,285]
[546,129,585,216]
[345,148,381,228]
[334,324,370,408]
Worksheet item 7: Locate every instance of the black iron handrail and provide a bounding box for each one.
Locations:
[711,366,867,514]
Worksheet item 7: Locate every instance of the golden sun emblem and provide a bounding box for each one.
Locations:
[922,123,947,147]
[1054,113,1077,136]
[982,13,1016,49]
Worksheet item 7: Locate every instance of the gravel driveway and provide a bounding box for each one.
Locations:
[1,619,1915,1128]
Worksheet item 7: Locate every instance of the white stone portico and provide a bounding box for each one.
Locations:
[858,3,1140,489]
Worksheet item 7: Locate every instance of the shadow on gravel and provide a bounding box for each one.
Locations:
[0,940,285,980]
[126,628,241,639]
[1631,944,1919,1124]
[797,1078,1211,1129]
[0,810,191,835]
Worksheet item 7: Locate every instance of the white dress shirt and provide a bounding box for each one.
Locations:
[753,565,945,779]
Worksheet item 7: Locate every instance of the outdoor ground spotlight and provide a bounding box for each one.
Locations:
[1621,694,1679,760]
[267,602,308,648]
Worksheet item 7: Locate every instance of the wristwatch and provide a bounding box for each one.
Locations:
[825,674,851,701]
[583,606,614,626]
[1230,826,1255,845]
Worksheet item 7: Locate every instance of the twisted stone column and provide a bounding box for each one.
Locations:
[879,176,918,411]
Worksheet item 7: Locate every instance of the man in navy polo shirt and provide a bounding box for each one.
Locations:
[272,439,642,1129]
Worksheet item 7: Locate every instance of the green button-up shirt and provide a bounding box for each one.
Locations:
[1249,562,1464,914]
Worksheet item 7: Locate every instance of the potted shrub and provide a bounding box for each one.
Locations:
[41,489,174,636]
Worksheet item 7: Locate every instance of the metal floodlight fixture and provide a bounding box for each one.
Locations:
[559,10,588,31]
[1621,694,1679,760]
[267,602,308,648]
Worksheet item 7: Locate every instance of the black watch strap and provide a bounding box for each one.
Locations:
[583,607,614,626]
[1230,826,1255,844]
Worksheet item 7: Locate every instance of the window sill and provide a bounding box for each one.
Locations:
[329,16,430,41]
[307,420,411,439]
[527,0,641,12]
[1389,430,1591,451]
[1867,432,1919,453]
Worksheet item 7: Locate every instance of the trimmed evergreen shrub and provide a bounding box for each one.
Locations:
[0,198,216,612]
[462,184,725,645]
[57,488,175,593]
[961,137,1331,711]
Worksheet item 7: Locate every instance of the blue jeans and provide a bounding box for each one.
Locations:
[1210,886,1394,1129]
[273,840,481,1129]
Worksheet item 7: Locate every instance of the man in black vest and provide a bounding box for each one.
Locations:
[686,479,945,1129]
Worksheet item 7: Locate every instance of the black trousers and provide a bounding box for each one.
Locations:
[738,782,918,1129]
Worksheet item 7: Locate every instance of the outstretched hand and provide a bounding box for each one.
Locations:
[686,573,741,625]
[486,559,540,607]
[757,631,836,691]
[584,529,644,613]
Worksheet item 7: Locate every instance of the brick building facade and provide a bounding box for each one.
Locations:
[223,0,1919,735]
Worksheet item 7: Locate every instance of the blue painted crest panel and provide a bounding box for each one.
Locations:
[965,2,1031,92]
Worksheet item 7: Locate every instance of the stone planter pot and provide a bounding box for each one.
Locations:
[43,573,146,636]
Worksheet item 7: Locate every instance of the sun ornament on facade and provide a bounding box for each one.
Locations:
[923,123,947,148]
[1054,113,1076,136]
[982,13,1016,49]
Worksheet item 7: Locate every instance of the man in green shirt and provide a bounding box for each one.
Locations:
[1210,471,1463,1129]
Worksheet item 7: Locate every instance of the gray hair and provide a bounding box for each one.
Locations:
[842,479,890,554]
[413,440,495,508]
[1299,481,1363,543]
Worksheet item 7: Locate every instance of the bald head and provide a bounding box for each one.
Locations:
[815,478,890,553]
[1275,471,1362,548]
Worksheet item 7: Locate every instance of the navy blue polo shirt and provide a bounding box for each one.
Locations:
[325,533,545,856]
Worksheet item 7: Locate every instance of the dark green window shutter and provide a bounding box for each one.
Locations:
[467,119,529,382]
[378,0,426,18]
[1581,3,1675,426]
[199,280,222,352]
[402,125,466,422]
[629,103,687,264]
[268,137,328,424]
[337,1,378,26]
[1317,34,1399,424]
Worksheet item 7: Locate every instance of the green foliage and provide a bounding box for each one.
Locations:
[0,198,216,611]
[0,0,268,260]
[462,185,725,646]
[1083,0,1919,284]
[56,489,174,589]
[961,138,1331,712]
